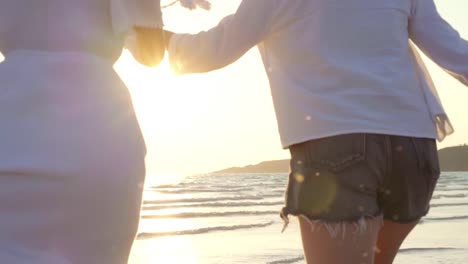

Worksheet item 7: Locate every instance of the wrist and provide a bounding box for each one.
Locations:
[163,30,174,50]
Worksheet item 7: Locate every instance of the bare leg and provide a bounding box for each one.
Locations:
[299,216,383,264]
[374,219,419,264]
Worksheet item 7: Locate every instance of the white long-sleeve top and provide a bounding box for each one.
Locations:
[168,0,468,148]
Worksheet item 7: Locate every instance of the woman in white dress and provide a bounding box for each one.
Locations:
[0,1,164,263]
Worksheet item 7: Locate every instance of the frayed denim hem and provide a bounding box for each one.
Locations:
[281,211,383,240]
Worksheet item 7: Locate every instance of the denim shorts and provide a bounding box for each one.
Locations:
[281,133,440,223]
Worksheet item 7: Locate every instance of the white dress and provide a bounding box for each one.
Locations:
[0,1,161,263]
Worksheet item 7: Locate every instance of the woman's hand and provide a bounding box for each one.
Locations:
[163,30,174,50]
[133,27,165,67]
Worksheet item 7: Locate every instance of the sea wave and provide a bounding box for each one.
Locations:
[143,201,284,210]
[149,183,186,188]
[142,210,279,219]
[399,247,464,254]
[267,256,304,264]
[149,187,254,194]
[431,193,466,199]
[423,215,468,221]
[438,177,468,183]
[437,187,468,191]
[143,196,267,205]
[137,221,275,239]
[430,202,468,208]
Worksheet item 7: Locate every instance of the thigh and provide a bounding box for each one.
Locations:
[299,216,382,264]
[56,163,146,264]
[0,53,147,263]
[0,168,145,264]
[375,219,419,264]
[0,175,68,263]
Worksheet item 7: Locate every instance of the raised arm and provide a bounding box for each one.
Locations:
[167,0,281,74]
[111,0,165,67]
[409,0,468,86]
[132,27,165,67]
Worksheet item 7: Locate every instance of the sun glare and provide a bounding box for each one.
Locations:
[131,235,200,264]
[115,50,217,133]
[114,50,221,179]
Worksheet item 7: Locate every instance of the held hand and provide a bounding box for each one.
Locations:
[163,30,174,50]
[133,27,165,67]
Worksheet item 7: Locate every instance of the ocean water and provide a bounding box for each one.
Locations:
[129,172,468,264]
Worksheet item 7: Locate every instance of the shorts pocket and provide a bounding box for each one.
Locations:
[290,134,367,173]
[284,134,372,220]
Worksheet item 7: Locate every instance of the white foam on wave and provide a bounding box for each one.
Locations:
[430,202,468,208]
[424,215,468,221]
[142,200,284,210]
[149,187,253,194]
[399,247,464,254]
[431,193,466,199]
[142,210,279,219]
[266,256,304,264]
[143,196,266,205]
[137,221,275,239]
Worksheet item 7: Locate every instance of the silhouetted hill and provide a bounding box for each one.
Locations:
[214,160,290,173]
[214,145,468,173]
[438,145,468,171]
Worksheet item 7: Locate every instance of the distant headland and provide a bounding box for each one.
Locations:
[213,145,468,173]
[438,145,468,171]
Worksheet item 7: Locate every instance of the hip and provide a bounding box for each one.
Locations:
[0,50,146,176]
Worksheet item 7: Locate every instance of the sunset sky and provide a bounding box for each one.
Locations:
[1,1,466,183]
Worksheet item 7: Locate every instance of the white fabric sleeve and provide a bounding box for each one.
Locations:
[110,0,163,63]
[409,0,468,86]
[110,0,163,35]
[409,43,454,141]
[168,0,280,74]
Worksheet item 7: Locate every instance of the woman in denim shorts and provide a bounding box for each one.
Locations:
[152,0,467,262]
